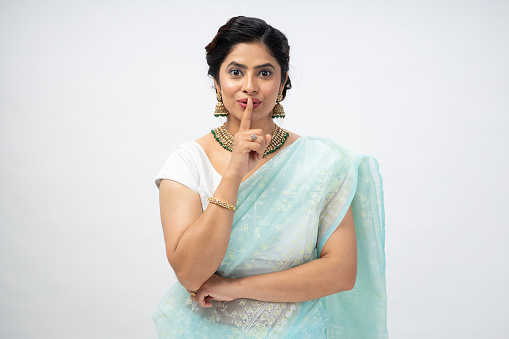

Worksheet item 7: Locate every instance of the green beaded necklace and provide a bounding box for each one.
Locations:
[211,123,289,158]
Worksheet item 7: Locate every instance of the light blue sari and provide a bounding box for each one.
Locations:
[153,137,388,338]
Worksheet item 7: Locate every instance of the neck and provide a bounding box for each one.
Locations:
[225,116,276,136]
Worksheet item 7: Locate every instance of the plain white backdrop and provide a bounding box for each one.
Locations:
[1,0,508,338]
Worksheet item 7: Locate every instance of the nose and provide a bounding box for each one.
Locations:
[241,73,258,94]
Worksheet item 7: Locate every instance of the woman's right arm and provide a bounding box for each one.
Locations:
[159,173,241,292]
[159,99,268,292]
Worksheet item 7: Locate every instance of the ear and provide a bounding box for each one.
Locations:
[214,78,221,93]
[279,73,289,94]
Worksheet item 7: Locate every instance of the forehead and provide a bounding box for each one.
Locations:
[222,42,281,71]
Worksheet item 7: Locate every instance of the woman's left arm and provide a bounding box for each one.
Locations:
[192,206,357,307]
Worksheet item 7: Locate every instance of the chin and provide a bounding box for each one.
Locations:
[251,112,271,122]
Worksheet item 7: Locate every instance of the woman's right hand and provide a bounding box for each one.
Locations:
[162,102,269,291]
[225,98,271,181]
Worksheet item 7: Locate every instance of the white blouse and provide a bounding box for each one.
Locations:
[155,141,222,211]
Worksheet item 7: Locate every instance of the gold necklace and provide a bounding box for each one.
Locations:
[211,123,289,158]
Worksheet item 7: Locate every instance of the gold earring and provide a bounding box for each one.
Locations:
[271,94,285,119]
[214,92,229,117]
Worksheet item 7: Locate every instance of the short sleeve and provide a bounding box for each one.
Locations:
[155,145,200,193]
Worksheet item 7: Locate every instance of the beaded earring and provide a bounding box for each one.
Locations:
[214,92,229,117]
[271,94,285,119]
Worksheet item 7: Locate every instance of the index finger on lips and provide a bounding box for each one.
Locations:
[239,98,253,132]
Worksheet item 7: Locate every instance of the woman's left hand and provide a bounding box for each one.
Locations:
[189,274,237,307]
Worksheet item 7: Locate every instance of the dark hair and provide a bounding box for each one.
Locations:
[205,16,292,99]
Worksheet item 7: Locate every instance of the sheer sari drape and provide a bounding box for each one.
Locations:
[153,137,388,338]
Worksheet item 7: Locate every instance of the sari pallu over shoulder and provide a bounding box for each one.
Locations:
[319,146,388,338]
[153,136,387,338]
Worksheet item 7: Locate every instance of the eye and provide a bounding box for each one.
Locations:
[229,69,242,76]
[259,70,272,77]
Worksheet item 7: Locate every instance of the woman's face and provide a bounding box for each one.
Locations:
[215,42,285,123]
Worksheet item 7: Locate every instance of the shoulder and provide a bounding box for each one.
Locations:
[295,136,381,177]
[294,136,362,162]
[155,141,206,189]
[164,141,206,164]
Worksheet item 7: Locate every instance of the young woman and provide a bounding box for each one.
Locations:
[153,16,388,338]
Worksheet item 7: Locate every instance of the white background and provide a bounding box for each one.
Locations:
[1,0,508,338]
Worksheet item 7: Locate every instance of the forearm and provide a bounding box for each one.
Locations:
[233,255,356,302]
[171,173,241,290]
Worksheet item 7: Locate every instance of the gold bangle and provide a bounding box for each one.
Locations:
[207,197,236,211]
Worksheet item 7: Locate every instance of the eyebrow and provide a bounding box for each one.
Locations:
[226,61,276,70]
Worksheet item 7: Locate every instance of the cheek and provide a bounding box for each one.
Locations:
[217,78,239,112]
[264,82,281,100]
[220,80,238,100]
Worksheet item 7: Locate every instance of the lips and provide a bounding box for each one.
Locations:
[237,98,261,109]
[237,98,261,104]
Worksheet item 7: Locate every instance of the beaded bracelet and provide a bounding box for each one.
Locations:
[207,197,236,212]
